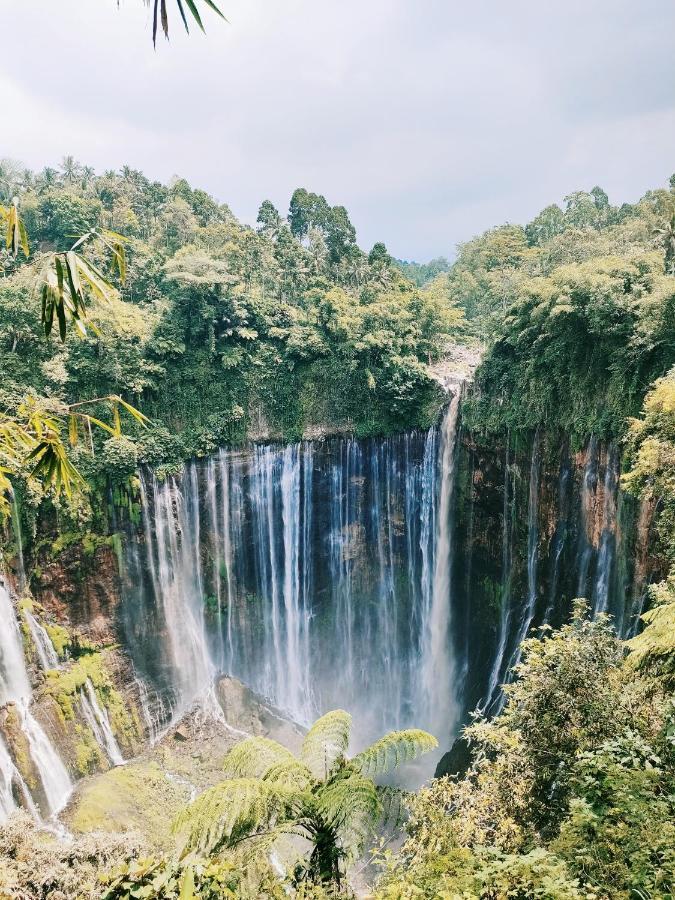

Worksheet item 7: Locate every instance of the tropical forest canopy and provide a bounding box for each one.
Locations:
[1,155,675,899]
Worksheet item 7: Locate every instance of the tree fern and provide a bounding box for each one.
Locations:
[173,777,297,856]
[263,758,314,791]
[352,729,438,777]
[316,771,381,858]
[171,711,438,889]
[301,709,352,779]
[223,736,297,779]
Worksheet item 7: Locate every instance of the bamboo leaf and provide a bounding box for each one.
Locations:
[113,396,150,426]
[200,0,227,21]
[68,415,79,448]
[111,402,122,437]
[183,0,204,31]
[79,414,116,436]
[175,0,189,31]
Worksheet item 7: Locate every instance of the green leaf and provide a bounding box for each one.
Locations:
[179,864,194,900]
[183,0,204,32]
[351,729,438,777]
[223,736,297,780]
[114,396,150,426]
[301,709,352,780]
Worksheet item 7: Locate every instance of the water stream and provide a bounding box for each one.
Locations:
[0,581,71,821]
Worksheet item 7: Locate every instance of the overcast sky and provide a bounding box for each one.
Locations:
[1,0,674,260]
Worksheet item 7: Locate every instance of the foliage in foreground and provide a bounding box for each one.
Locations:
[0,811,144,899]
[172,710,436,892]
[376,604,675,899]
[624,366,675,688]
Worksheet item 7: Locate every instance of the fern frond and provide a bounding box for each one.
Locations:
[317,772,381,859]
[172,777,296,857]
[351,728,438,777]
[263,758,314,791]
[377,785,408,831]
[223,736,297,779]
[301,709,352,780]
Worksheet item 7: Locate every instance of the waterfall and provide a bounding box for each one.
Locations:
[24,611,60,671]
[121,405,643,761]
[505,433,541,674]
[543,451,572,625]
[10,493,26,592]
[79,678,124,766]
[18,702,72,816]
[0,734,37,821]
[123,403,468,752]
[484,436,513,712]
[139,471,214,715]
[628,497,654,636]
[576,436,599,596]
[0,581,71,820]
[593,445,619,615]
[420,393,461,743]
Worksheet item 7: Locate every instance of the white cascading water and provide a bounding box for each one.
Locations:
[483,436,513,712]
[79,678,124,766]
[510,433,541,668]
[0,581,71,820]
[124,397,468,754]
[24,611,60,671]
[593,445,619,615]
[139,470,214,714]
[420,391,461,743]
[0,735,38,821]
[123,412,636,769]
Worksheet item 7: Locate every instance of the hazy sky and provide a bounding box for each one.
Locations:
[2,0,674,260]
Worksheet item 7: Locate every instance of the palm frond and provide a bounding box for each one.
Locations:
[223,736,297,780]
[301,709,352,780]
[351,728,438,777]
[172,777,296,857]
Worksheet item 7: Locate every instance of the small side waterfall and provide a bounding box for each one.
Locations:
[593,445,619,615]
[24,611,60,671]
[484,435,514,712]
[0,735,37,821]
[511,432,541,663]
[79,679,124,766]
[0,581,72,821]
[420,391,461,742]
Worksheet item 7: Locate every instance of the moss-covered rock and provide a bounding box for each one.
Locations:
[65,760,192,848]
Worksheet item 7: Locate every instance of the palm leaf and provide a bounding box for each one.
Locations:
[223,736,297,780]
[172,778,297,857]
[351,728,438,777]
[301,709,352,780]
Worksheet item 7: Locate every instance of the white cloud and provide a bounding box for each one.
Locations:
[1,0,674,259]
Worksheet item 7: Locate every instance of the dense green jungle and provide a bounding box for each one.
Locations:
[1,5,675,895]
[0,153,673,898]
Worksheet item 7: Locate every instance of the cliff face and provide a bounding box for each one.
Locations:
[1,415,662,817]
[451,430,661,714]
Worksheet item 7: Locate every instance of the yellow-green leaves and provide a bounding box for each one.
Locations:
[40,228,128,342]
[0,395,149,518]
[1,201,29,258]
